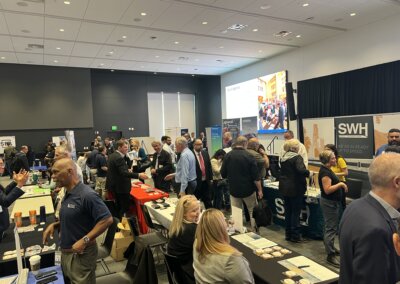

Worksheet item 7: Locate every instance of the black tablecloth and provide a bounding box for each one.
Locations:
[0,216,58,277]
[230,238,338,284]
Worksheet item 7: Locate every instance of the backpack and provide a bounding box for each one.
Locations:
[252,199,272,228]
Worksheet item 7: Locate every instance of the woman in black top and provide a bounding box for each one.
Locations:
[168,195,200,284]
[279,139,310,242]
[318,150,348,268]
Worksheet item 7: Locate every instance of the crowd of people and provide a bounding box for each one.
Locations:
[2,128,400,283]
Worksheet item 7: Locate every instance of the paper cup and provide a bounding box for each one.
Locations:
[29,255,41,275]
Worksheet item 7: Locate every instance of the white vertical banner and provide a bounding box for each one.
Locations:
[65,130,77,161]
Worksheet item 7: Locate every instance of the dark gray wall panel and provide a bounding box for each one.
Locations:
[0,64,93,130]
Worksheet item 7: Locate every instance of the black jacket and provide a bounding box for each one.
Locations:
[106,152,139,194]
[279,152,309,197]
[192,149,212,182]
[151,149,173,190]
[13,152,30,173]
[0,182,24,237]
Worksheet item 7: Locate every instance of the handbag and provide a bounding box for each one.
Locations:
[252,199,272,228]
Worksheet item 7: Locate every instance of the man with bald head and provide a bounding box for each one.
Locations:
[43,158,112,284]
[339,153,400,284]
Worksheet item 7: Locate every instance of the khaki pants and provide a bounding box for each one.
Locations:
[61,244,97,284]
[230,192,258,231]
[95,176,107,199]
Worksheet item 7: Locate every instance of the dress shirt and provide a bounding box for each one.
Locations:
[175,148,197,193]
[163,143,176,163]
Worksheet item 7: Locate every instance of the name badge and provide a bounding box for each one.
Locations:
[159,165,163,169]
[67,203,76,209]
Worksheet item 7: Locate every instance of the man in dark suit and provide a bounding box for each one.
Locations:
[106,140,148,218]
[0,159,29,241]
[13,145,30,173]
[192,139,212,209]
[150,141,172,192]
[339,153,400,284]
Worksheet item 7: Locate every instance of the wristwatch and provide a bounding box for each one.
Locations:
[83,235,90,244]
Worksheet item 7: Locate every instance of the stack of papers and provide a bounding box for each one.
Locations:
[232,233,277,249]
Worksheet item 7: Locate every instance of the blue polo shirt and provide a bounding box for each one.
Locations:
[59,182,111,249]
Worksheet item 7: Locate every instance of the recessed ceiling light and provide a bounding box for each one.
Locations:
[174,41,179,44]
[109,51,114,54]
[155,55,160,58]
[219,46,224,49]
[0,57,5,60]
[350,12,356,16]
[56,47,61,50]
[296,34,302,38]
[122,35,127,39]
[110,69,114,72]
[64,1,70,4]
[100,63,104,66]
[140,12,147,16]
[221,30,228,34]
[302,3,309,7]
[59,28,64,32]
[252,28,258,32]
[53,60,58,63]
[258,50,263,53]
[202,21,208,25]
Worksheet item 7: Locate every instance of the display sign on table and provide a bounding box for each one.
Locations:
[0,136,16,154]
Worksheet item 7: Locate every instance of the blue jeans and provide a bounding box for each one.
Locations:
[284,196,304,240]
[320,197,341,255]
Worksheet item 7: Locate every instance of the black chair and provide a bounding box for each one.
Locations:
[96,256,135,284]
[97,217,119,274]
[140,204,166,233]
[346,178,363,200]
[161,246,191,284]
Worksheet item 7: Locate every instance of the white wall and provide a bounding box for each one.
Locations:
[221,14,400,152]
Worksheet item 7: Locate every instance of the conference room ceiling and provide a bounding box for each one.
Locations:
[0,0,399,75]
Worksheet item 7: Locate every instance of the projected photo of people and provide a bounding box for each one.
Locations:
[257,71,288,132]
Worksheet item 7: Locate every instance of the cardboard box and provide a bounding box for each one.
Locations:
[110,232,134,261]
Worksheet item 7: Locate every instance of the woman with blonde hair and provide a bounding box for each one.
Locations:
[168,195,200,283]
[193,209,254,284]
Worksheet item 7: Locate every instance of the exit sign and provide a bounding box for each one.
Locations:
[111,126,118,131]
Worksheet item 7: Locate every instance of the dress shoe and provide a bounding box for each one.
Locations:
[327,254,340,268]
[289,237,308,243]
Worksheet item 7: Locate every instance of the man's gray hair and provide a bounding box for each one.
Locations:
[175,137,188,147]
[235,136,248,147]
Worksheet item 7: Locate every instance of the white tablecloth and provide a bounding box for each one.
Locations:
[145,198,177,229]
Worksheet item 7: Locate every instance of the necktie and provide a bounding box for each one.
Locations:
[155,154,160,169]
[198,152,206,178]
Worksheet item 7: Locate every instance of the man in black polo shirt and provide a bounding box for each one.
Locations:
[43,158,112,284]
[221,136,263,232]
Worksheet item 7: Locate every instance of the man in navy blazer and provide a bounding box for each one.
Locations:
[0,159,29,241]
[339,153,400,284]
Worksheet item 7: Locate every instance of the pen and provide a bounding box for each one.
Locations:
[298,265,310,269]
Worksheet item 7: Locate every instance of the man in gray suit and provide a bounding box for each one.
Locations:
[339,153,400,284]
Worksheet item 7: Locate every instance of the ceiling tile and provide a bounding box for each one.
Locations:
[44,39,75,56]
[44,17,81,40]
[84,0,132,23]
[119,0,171,27]
[76,22,115,43]
[0,12,9,34]
[71,42,102,57]
[97,45,129,59]
[15,52,43,65]
[4,12,44,37]
[0,35,14,51]
[67,56,94,68]
[44,54,69,66]
[105,26,145,45]
[11,36,44,54]
[45,0,89,19]
[0,0,44,13]
[0,51,17,63]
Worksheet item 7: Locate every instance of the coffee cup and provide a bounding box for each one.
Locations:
[29,255,41,275]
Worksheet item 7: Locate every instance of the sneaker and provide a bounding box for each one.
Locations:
[327,254,340,268]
